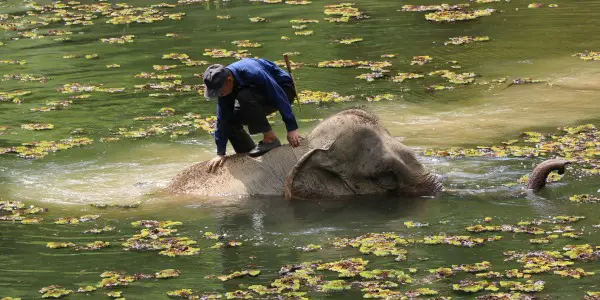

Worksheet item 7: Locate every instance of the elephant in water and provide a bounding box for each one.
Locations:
[168,109,443,200]
[167,109,568,199]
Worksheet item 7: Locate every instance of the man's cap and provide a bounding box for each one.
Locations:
[203,64,229,99]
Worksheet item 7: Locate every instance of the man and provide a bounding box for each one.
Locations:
[202,58,301,173]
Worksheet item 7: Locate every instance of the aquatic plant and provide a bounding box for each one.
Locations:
[156,269,181,279]
[39,285,73,298]
[444,36,490,45]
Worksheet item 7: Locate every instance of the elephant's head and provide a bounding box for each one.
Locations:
[284,109,442,200]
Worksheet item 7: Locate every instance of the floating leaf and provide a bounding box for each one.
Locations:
[411,56,433,65]
[401,4,470,12]
[573,51,600,61]
[217,269,261,281]
[39,285,72,299]
[225,290,252,299]
[77,286,97,293]
[404,221,430,228]
[46,242,75,249]
[156,269,181,279]
[21,123,54,131]
[298,244,321,252]
[294,30,313,36]
[444,36,490,45]
[392,72,424,82]
[318,258,369,277]
[499,280,545,292]
[203,49,250,59]
[100,35,135,44]
[366,94,394,102]
[320,280,351,292]
[570,194,600,203]
[425,9,494,22]
[356,72,385,82]
[338,37,363,44]
[553,268,594,279]
[297,90,352,104]
[453,280,491,293]
[249,17,266,23]
[231,40,262,48]
[106,291,122,298]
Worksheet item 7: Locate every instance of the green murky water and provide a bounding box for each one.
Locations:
[1,0,600,298]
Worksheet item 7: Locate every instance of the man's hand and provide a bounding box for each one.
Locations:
[207,155,227,173]
[287,130,300,147]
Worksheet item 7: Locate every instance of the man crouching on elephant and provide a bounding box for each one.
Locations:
[202,58,301,173]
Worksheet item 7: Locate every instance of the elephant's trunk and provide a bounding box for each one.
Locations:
[527,159,571,192]
[403,172,443,196]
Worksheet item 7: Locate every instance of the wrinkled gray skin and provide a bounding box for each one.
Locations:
[167,109,443,200]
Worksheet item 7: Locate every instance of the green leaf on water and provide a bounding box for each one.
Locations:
[404,221,430,228]
[39,286,73,299]
[106,291,122,298]
[391,73,424,82]
[320,280,351,292]
[156,269,181,279]
[76,285,97,293]
[46,242,75,249]
[249,17,266,23]
[21,123,54,131]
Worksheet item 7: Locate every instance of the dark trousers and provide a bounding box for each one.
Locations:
[229,86,296,154]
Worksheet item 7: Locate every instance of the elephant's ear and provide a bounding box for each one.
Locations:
[284,149,354,200]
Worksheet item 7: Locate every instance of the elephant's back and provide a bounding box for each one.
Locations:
[166,143,309,196]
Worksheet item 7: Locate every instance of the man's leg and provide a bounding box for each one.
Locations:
[236,88,281,157]
[228,102,256,154]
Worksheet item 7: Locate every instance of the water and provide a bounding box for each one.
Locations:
[1,0,600,298]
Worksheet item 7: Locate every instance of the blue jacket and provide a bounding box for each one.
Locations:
[214,58,298,155]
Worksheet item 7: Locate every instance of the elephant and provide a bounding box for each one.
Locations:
[167,109,568,199]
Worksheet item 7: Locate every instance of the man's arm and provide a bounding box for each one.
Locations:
[214,97,235,155]
[249,70,298,132]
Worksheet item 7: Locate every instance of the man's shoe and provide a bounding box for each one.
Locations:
[248,138,281,157]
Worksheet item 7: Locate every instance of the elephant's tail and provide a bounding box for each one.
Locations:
[527,159,571,192]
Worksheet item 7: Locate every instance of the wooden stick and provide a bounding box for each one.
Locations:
[283,54,301,109]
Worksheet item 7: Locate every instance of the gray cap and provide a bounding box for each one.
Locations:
[203,64,229,99]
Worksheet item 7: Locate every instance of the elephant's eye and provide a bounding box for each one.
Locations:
[373,172,397,190]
